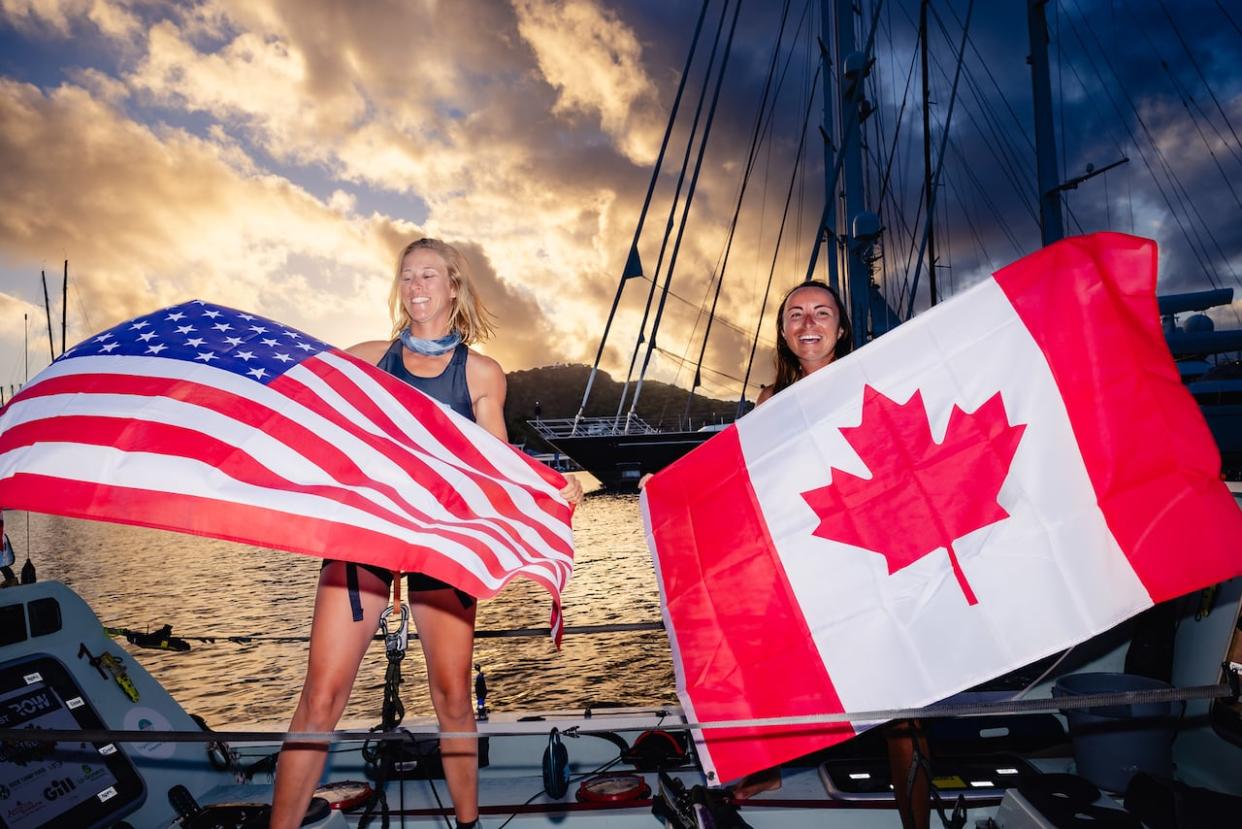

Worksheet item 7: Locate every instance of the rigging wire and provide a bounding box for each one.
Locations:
[676,0,807,405]
[925,3,1039,224]
[1118,4,1242,212]
[794,0,889,329]
[611,0,734,428]
[1060,1,1229,291]
[633,274,751,338]
[875,19,921,206]
[890,0,1036,312]
[867,0,903,310]
[1065,0,1240,293]
[1155,0,1242,159]
[905,0,975,319]
[572,0,712,428]
[735,67,822,405]
[1215,0,1242,39]
[625,0,744,427]
[103,621,668,644]
[945,140,1023,258]
[941,161,996,275]
[10,681,1234,745]
[676,1,800,385]
[939,0,1036,156]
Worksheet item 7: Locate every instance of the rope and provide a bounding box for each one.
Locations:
[6,680,1232,745]
[103,621,666,645]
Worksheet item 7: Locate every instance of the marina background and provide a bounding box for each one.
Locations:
[3,0,1242,400]
[2,474,676,727]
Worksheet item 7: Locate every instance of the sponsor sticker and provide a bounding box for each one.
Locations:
[122,707,177,759]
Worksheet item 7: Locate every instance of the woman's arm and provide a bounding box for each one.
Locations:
[467,351,582,504]
[345,340,390,363]
[465,351,508,442]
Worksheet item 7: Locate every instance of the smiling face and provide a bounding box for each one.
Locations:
[780,285,845,375]
[398,247,457,336]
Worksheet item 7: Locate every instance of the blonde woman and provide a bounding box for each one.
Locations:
[271,238,582,829]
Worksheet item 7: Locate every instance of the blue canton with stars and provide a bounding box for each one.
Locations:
[60,300,333,385]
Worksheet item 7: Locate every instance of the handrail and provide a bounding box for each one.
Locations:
[5,679,1234,744]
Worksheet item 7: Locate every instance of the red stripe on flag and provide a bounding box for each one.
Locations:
[994,233,1242,600]
[18,367,572,568]
[0,473,564,599]
[645,426,853,784]
[0,416,542,588]
[309,353,567,491]
[289,359,573,556]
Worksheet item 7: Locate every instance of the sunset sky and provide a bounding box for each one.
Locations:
[2,0,1240,405]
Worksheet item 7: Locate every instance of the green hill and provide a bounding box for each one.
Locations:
[504,364,751,448]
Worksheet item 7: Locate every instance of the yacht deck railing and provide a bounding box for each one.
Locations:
[527,416,659,439]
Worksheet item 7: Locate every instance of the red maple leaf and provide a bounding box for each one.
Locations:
[800,386,1025,605]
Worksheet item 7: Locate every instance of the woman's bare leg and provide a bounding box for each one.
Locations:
[729,766,782,799]
[270,563,390,828]
[411,588,479,825]
[887,719,931,829]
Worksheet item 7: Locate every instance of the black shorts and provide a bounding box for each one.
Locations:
[322,560,476,611]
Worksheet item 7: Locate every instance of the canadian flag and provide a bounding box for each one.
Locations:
[642,233,1242,784]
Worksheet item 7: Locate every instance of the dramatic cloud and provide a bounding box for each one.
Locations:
[513,0,664,164]
[0,76,561,374]
[2,0,1240,399]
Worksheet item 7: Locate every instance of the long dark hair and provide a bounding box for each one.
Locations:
[772,280,853,394]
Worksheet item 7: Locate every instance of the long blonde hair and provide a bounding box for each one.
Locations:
[388,237,496,344]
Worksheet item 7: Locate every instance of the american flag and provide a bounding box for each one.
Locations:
[0,301,575,640]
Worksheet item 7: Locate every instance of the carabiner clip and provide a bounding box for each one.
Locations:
[378,602,409,656]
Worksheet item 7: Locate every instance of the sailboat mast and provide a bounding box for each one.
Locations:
[835,0,872,349]
[1027,0,1065,246]
[921,0,939,306]
[40,271,54,362]
[818,0,841,291]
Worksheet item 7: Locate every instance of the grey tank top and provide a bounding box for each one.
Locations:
[376,339,475,422]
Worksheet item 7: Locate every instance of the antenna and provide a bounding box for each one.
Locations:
[61,260,68,356]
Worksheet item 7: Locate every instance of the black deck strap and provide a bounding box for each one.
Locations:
[347,562,364,622]
[359,624,408,828]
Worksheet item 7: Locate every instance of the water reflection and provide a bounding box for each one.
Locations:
[3,480,676,725]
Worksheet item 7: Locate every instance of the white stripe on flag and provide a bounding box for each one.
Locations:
[0,441,530,589]
[0,389,560,573]
[297,355,574,555]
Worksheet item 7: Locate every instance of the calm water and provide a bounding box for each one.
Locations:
[3,477,676,727]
